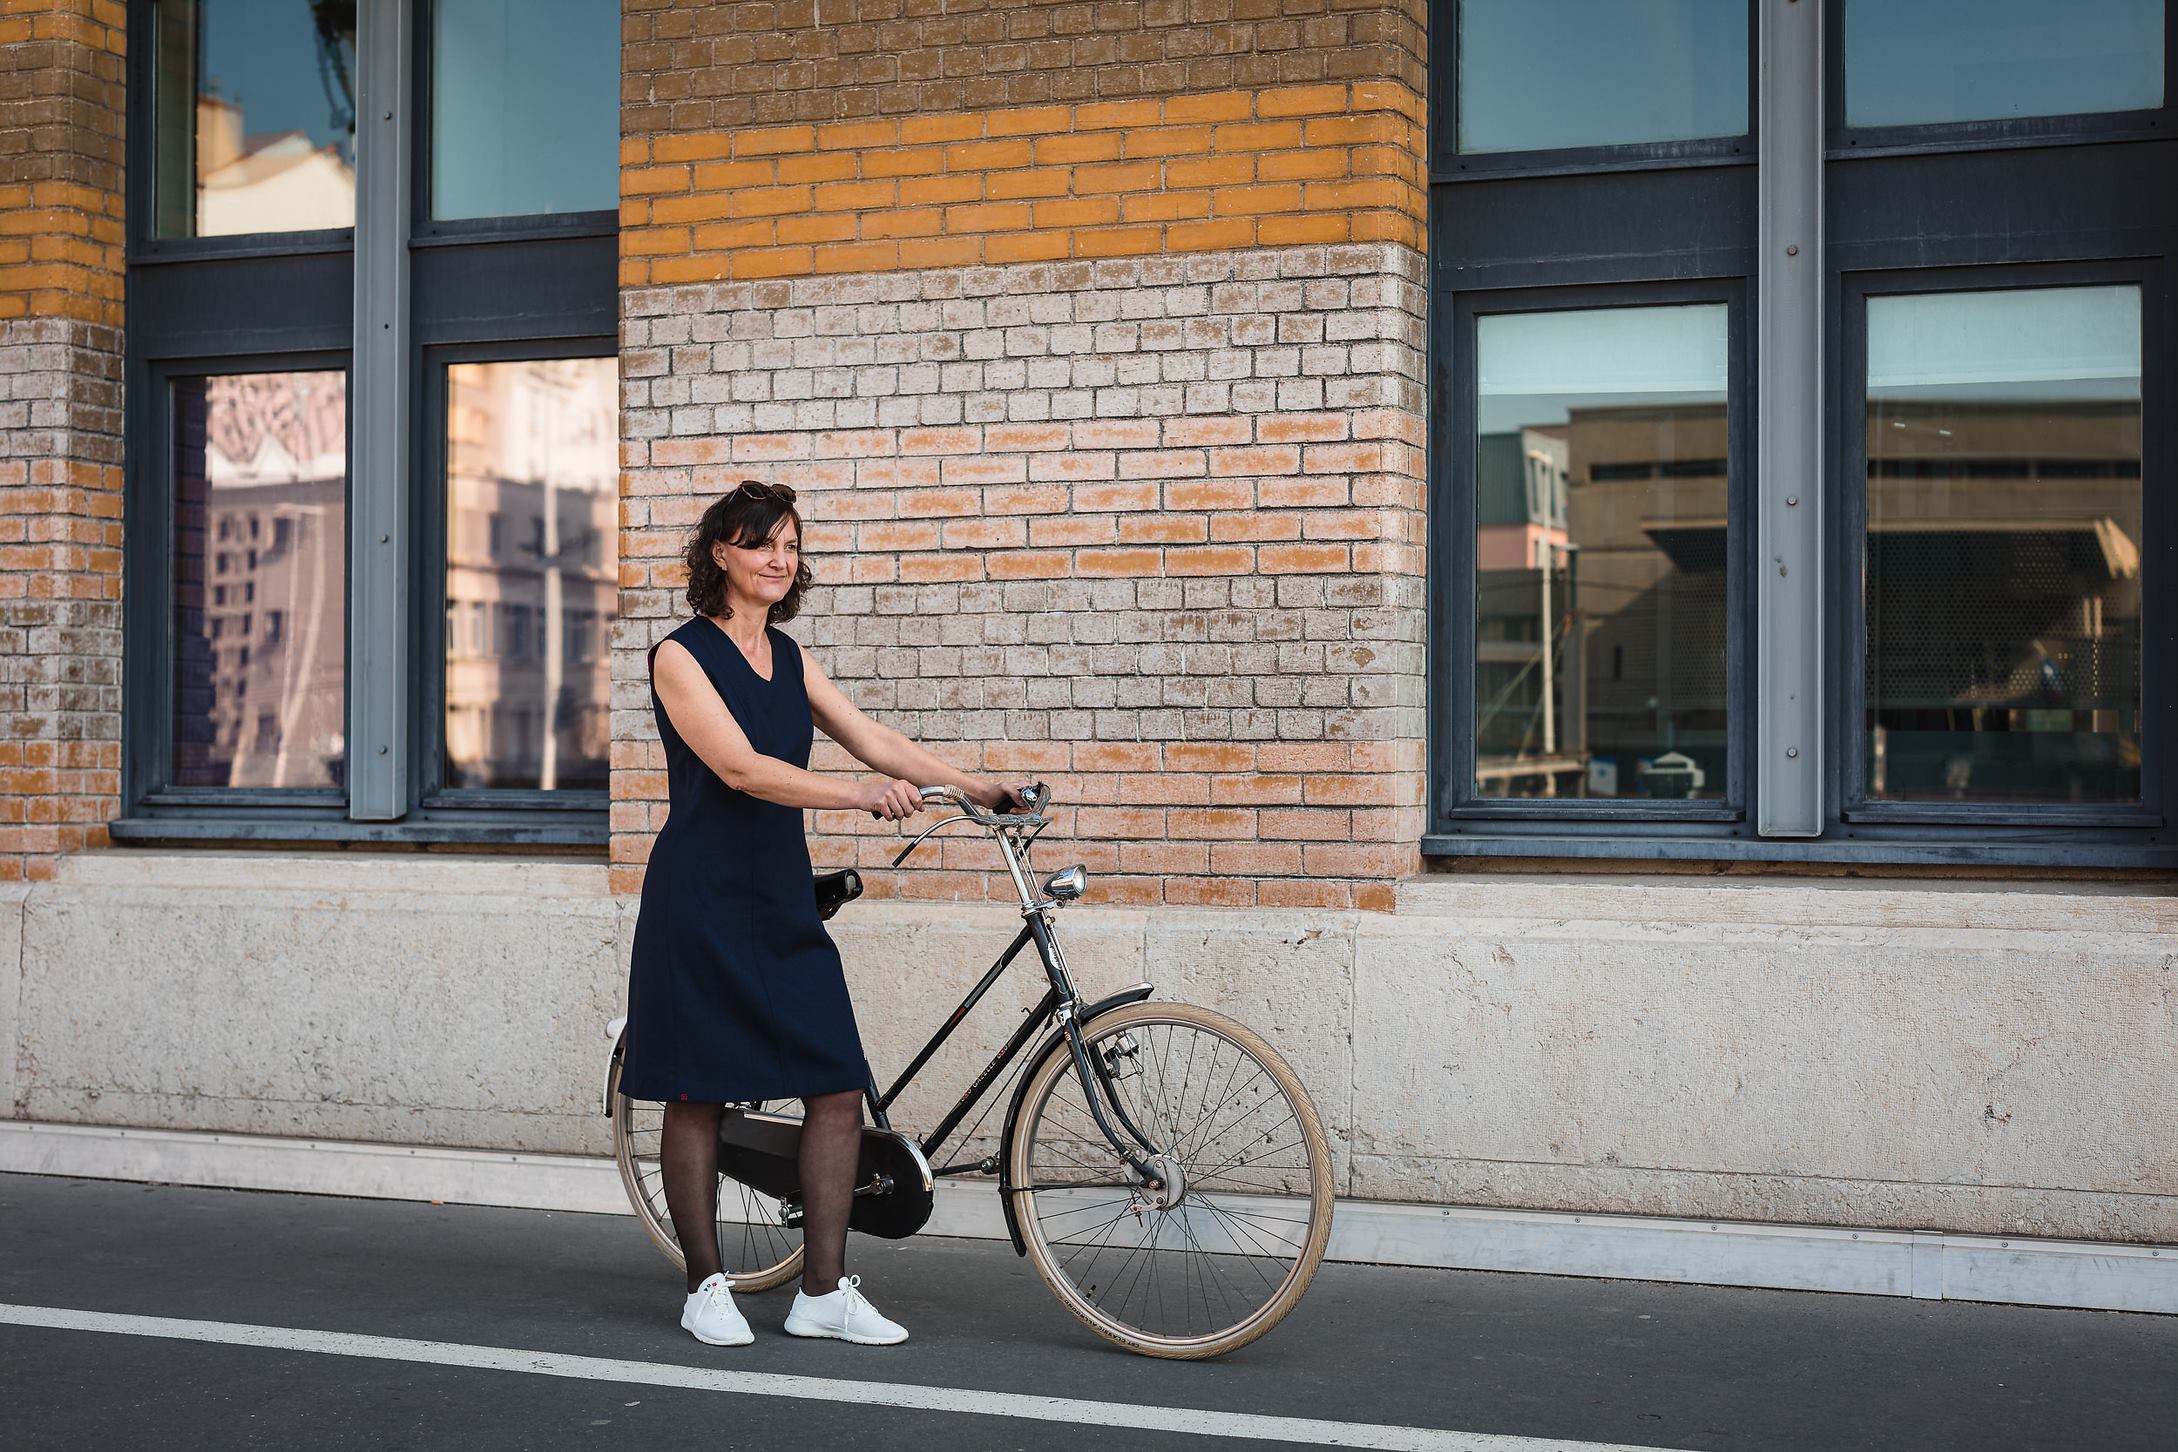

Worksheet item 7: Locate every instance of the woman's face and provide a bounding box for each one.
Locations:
[712,518,799,613]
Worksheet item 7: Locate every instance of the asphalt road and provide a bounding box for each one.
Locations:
[3,1173,2173,1451]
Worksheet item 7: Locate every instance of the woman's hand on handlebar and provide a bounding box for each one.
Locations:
[862,778,924,821]
[969,778,1038,813]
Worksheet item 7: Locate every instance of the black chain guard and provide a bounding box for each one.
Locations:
[714,1109,934,1241]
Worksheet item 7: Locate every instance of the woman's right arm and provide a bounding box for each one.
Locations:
[653,640,921,819]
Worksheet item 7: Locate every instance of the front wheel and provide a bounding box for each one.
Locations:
[608,1053,806,1292]
[1007,1002,1334,1358]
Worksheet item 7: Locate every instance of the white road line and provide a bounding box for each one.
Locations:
[0,1302,1693,1452]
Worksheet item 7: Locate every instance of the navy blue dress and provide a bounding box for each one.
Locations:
[621,617,870,1104]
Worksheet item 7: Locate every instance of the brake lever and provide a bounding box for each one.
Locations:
[890,813,974,868]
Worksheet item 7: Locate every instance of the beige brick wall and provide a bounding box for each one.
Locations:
[614,244,1429,907]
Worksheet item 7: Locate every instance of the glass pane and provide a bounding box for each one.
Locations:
[1474,305,1731,801]
[151,0,358,238]
[1846,0,2164,128]
[1864,286,2144,805]
[445,358,618,792]
[172,371,347,788]
[430,0,621,220]
[1458,0,1749,154]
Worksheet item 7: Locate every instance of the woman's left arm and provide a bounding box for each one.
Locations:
[805,653,1025,812]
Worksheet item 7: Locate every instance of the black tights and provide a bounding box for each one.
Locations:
[660,1092,865,1296]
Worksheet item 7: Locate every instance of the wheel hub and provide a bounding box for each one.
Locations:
[1142,1153,1186,1210]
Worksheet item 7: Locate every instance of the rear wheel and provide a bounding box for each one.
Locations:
[608,1054,806,1292]
[1007,1002,1334,1358]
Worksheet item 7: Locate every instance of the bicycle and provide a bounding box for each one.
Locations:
[603,782,1334,1358]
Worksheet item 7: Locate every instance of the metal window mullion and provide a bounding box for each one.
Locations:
[1756,0,1823,836]
[349,0,412,820]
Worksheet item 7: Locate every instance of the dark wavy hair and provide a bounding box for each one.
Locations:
[683,481,813,622]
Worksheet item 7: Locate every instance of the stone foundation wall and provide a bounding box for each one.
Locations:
[12,854,2175,1245]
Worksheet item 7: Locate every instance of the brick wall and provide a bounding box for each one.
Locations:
[615,243,1429,907]
[620,84,1426,286]
[621,0,1427,128]
[614,0,1430,908]
[0,0,126,881]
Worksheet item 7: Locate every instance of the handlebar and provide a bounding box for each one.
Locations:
[919,780,1049,827]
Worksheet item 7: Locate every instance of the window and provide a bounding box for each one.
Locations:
[1850,281,2151,820]
[171,369,347,791]
[1430,1,2175,866]
[1442,0,1755,176]
[149,0,357,237]
[122,0,619,845]
[1471,304,1733,804]
[1843,0,2164,130]
[427,0,620,220]
[1455,0,1751,157]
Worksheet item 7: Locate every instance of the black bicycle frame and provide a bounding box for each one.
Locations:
[865,912,1161,1185]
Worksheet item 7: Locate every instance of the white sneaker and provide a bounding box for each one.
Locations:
[783,1274,908,1345]
[680,1272,753,1347]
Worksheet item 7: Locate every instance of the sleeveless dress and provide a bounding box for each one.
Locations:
[620,617,870,1104]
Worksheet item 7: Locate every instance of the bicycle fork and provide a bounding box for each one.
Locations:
[1028,914,1168,1191]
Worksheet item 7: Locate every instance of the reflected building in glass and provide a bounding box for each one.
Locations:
[1863,286,2143,804]
[443,359,618,793]
[172,371,348,790]
[1474,305,1730,801]
[151,0,358,238]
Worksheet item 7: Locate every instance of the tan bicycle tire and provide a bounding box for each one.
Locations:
[608,1055,807,1293]
[1006,1001,1335,1359]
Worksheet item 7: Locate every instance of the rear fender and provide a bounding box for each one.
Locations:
[602,1016,628,1117]
[995,984,1154,1256]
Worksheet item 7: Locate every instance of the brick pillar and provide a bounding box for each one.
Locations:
[613,2,1428,909]
[0,1,126,880]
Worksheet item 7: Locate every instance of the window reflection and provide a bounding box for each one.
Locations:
[444,359,617,792]
[430,0,621,220]
[173,371,347,788]
[1864,287,2143,805]
[1475,305,1730,801]
[1846,0,2163,129]
[1458,0,1748,154]
[151,0,358,238]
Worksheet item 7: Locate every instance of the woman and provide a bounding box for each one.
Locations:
[621,479,1027,1348]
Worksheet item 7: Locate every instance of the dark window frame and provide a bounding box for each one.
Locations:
[1436,280,1754,829]
[1825,0,2176,159]
[115,0,617,850]
[409,0,619,244]
[414,335,617,818]
[1431,0,1760,180]
[126,351,354,819]
[1829,257,2173,834]
[128,0,358,263]
[1425,1,2178,868]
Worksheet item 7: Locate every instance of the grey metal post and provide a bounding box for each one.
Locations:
[349,0,412,820]
[1757,0,1823,836]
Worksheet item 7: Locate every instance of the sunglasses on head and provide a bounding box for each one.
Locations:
[732,480,796,503]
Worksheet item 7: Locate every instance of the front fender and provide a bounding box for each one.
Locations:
[995,984,1154,1256]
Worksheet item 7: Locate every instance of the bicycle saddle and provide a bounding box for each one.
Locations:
[814,868,862,920]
